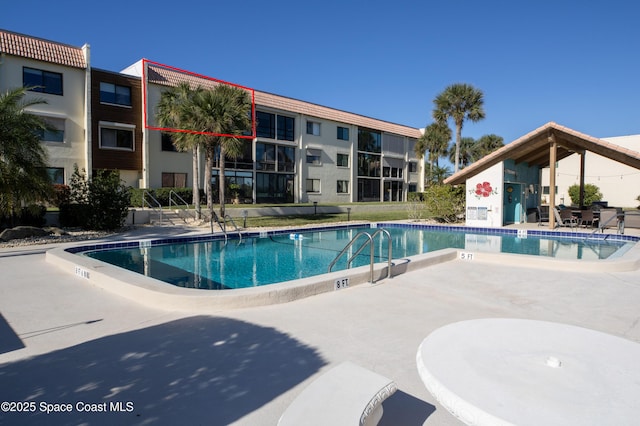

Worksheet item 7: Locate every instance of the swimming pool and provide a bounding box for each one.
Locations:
[80,224,636,290]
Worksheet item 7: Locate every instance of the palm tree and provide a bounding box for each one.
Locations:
[156,82,203,219]
[433,83,485,173]
[475,134,504,158]
[192,85,252,218]
[415,122,451,186]
[447,137,477,169]
[0,87,52,222]
[427,164,452,186]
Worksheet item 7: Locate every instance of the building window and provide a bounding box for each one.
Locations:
[384,167,403,178]
[257,111,295,141]
[337,180,349,194]
[162,172,187,188]
[306,121,320,136]
[409,162,417,173]
[358,178,380,202]
[277,115,295,141]
[99,123,135,151]
[161,133,178,152]
[23,67,63,95]
[337,153,349,167]
[358,128,381,153]
[256,173,294,203]
[99,82,132,106]
[277,146,295,172]
[37,117,65,143]
[46,168,65,184]
[358,153,381,177]
[306,149,322,165]
[306,179,320,193]
[256,143,276,171]
[337,126,349,141]
[256,111,275,139]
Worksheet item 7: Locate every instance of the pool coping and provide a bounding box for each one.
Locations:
[45,223,640,311]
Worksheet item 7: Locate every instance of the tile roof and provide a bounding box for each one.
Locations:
[146,62,421,139]
[0,29,86,69]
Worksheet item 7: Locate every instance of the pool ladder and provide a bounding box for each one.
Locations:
[328,228,393,283]
[211,211,243,243]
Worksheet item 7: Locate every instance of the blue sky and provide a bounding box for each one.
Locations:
[3,1,639,146]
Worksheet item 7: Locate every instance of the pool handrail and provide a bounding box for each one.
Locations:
[142,190,162,224]
[169,190,197,222]
[328,228,393,283]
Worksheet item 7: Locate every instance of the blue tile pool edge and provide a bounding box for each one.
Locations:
[65,223,639,255]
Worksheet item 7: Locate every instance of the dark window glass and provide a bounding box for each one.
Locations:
[256,143,276,171]
[277,115,294,141]
[278,146,295,172]
[337,126,349,140]
[358,178,381,202]
[358,128,381,153]
[161,133,178,151]
[337,153,349,167]
[100,127,134,150]
[306,179,320,193]
[23,67,63,95]
[100,82,132,106]
[256,173,294,203]
[256,111,275,138]
[358,153,381,177]
[47,168,65,184]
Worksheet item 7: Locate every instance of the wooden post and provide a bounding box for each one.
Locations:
[549,133,557,229]
[579,152,586,207]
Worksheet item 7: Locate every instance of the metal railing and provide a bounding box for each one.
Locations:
[210,210,243,243]
[142,190,162,224]
[590,209,624,236]
[169,190,197,223]
[328,228,393,283]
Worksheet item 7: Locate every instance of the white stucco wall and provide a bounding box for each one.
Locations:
[541,134,640,208]
[144,84,200,189]
[465,163,504,228]
[302,117,355,203]
[2,56,88,184]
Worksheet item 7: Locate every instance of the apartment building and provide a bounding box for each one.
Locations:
[0,29,90,185]
[1,29,423,204]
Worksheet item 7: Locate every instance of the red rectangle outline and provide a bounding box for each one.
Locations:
[142,58,256,139]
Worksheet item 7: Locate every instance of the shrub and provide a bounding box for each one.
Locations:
[60,166,131,231]
[51,184,71,207]
[86,170,132,230]
[568,184,602,206]
[130,187,196,207]
[0,205,47,229]
[423,184,465,222]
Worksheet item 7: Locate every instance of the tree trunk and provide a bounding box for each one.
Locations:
[454,121,462,173]
[219,146,226,218]
[192,145,201,220]
[205,146,214,216]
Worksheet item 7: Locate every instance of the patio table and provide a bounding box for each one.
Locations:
[416,318,640,426]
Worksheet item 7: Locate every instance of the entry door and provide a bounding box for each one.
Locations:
[503,183,522,224]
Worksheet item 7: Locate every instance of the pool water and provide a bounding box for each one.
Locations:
[83,225,632,290]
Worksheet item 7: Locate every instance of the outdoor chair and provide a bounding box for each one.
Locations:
[555,208,580,228]
[537,206,549,226]
[580,209,598,228]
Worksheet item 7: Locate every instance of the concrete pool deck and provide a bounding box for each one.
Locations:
[1,223,640,425]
